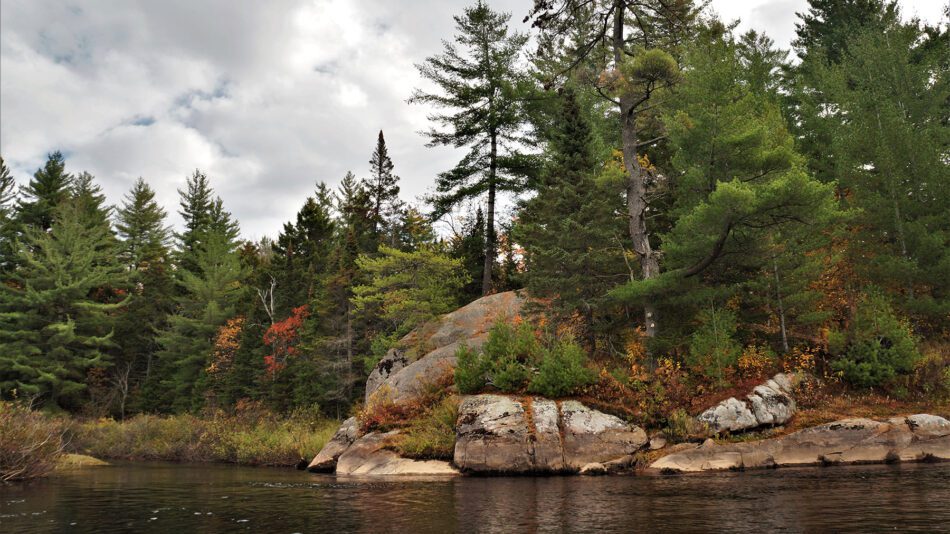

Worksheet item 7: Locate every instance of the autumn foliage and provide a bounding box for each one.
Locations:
[263,305,310,376]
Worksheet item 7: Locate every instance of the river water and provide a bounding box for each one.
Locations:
[2,461,949,533]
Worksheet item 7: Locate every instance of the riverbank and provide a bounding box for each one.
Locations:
[1,401,342,481]
[70,409,339,467]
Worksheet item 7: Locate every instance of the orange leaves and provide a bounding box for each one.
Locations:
[262,305,310,377]
[207,316,244,376]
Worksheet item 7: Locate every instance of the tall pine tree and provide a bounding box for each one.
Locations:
[411,0,537,296]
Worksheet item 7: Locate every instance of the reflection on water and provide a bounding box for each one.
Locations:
[2,461,949,533]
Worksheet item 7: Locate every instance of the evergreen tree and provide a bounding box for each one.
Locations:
[810,12,950,321]
[114,178,175,414]
[0,199,126,408]
[611,23,839,353]
[411,0,537,296]
[787,0,898,183]
[528,0,702,339]
[155,227,245,412]
[0,157,18,272]
[391,206,436,253]
[176,170,214,275]
[0,157,15,221]
[448,207,486,303]
[363,130,401,245]
[17,151,72,232]
[516,88,626,343]
[271,183,336,316]
[352,245,465,337]
[71,171,112,233]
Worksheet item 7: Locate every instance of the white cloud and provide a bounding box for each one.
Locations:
[1,0,944,238]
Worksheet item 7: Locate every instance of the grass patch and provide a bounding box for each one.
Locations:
[70,407,338,467]
[395,395,459,460]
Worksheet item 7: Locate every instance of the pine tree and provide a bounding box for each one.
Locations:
[363,130,401,244]
[528,0,702,339]
[155,227,245,412]
[176,170,214,275]
[411,0,537,296]
[17,151,72,232]
[809,11,950,322]
[271,183,336,316]
[787,0,898,183]
[449,207,486,303]
[0,157,15,221]
[0,199,127,408]
[0,157,18,272]
[611,23,839,353]
[515,88,626,342]
[114,178,174,415]
[71,171,112,232]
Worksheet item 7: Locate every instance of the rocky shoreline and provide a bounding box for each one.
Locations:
[306,292,950,477]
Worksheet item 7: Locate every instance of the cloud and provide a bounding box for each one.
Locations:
[0,0,942,239]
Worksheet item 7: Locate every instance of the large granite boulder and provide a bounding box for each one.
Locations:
[307,416,359,472]
[697,373,797,434]
[651,414,950,473]
[365,291,525,404]
[454,394,648,474]
[335,432,459,476]
[364,349,409,404]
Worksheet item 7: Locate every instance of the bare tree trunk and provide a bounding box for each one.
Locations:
[482,132,497,296]
[614,4,659,339]
[773,258,789,353]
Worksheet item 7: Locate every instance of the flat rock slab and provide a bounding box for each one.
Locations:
[651,414,950,473]
[454,394,647,474]
[335,432,459,476]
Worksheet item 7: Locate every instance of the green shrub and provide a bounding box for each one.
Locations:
[454,343,489,394]
[528,338,596,397]
[0,402,68,481]
[831,291,920,388]
[396,396,459,460]
[687,307,741,388]
[455,320,595,398]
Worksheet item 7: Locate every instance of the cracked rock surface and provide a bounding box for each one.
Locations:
[651,414,950,473]
[454,394,647,474]
[697,373,798,433]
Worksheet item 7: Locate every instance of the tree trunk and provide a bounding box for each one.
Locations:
[613,4,659,338]
[482,133,497,296]
[773,258,789,353]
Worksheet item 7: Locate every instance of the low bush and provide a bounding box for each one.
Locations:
[0,402,68,481]
[830,291,920,388]
[687,308,741,388]
[396,395,459,460]
[528,339,596,397]
[454,320,595,398]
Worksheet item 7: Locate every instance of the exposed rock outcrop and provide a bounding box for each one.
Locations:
[364,350,409,404]
[650,414,950,473]
[364,291,525,404]
[697,373,797,434]
[335,432,459,476]
[453,394,648,474]
[307,416,359,472]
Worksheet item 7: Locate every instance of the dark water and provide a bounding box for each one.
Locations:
[2,462,949,533]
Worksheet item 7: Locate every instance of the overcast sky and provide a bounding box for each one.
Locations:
[1,0,945,240]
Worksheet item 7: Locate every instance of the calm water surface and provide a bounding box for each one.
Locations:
[2,461,949,533]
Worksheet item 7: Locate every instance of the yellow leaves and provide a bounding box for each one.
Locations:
[737,345,774,380]
[207,316,244,376]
